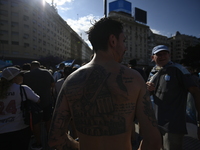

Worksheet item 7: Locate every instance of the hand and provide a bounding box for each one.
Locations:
[146,82,155,92]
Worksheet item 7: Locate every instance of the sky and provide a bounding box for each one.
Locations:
[44,0,200,47]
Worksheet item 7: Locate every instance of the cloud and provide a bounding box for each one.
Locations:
[59,6,71,11]
[66,14,101,48]
[151,29,173,37]
[151,29,161,35]
[45,0,73,6]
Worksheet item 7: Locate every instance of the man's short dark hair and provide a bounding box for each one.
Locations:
[129,59,137,67]
[87,17,123,52]
[59,63,65,69]
[31,61,40,67]
[63,66,72,77]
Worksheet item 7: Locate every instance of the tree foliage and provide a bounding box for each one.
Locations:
[181,44,200,69]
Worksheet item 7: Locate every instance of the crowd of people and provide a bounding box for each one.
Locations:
[0,17,200,150]
[0,61,79,150]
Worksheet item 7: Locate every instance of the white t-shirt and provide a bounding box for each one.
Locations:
[55,78,65,96]
[0,83,40,134]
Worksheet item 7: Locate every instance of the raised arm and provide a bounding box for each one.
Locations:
[48,90,79,150]
[135,82,162,150]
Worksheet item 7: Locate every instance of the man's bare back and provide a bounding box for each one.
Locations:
[48,17,162,150]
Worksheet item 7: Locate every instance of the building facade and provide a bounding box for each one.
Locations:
[0,0,92,66]
[169,31,200,63]
[109,11,149,66]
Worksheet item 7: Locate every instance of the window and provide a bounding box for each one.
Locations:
[0,20,8,25]
[12,31,19,35]
[0,10,8,16]
[24,43,29,47]
[11,1,18,7]
[43,41,46,45]
[0,0,8,5]
[33,19,36,24]
[33,28,37,33]
[0,30,8,35]
[12,51,19,54]
[33,45,37,50]
[0,40,8,44]
[38,31,41,36]
[11,21,18,27]
[33,36,37,41]
[23,15,29,21]
[23,34,29,39]
[24,7,28,13]
[11,12,19,17]
[12,41,19,45]
[24,24,29,28]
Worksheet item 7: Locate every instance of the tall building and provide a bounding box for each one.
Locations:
[0,0,92,65]
[169,31,200,63]
[108,0,200,67]
[108,0,149,66]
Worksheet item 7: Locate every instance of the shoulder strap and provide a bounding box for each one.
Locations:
[20,85,23,101]
[20,85,24,111]
[21,86,28,100]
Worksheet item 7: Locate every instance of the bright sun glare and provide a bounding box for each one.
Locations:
[42,0,46,6]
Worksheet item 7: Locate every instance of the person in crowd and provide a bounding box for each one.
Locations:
[128,59,146,147]
[146,45,200,150]
[54,65,78,139]
[184,66,200,132]
[54,66,72,98]
[0,67,40,150]
[23,61,54,150]
[48,17,162,150]
[22,63,31,71]
[129,59,147,81]
[53,63,65,82]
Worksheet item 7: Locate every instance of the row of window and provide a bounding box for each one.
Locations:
[0,38,68,50]
[0,29,68,45]
[0,9,69,37]
[0,40,69,56]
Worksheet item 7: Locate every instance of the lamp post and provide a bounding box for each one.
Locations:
[104,0,107,17]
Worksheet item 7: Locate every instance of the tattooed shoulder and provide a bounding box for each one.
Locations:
[142,91,157,127]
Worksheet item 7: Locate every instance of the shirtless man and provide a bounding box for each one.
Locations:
[48,17,162,150]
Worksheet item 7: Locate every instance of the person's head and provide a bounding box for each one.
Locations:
[63,66,72,78]
[0,67,24,99]
[87,18,126,62]
[151,45,171,67]
[59,63,65,70]
[22,63,31,71]
[1,66,24,83]
[31,61,40,70]
[129,59,137,68]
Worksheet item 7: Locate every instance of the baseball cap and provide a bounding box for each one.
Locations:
[2,67,23,80]
[152,45,170,55]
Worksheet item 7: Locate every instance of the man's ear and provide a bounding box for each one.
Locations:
[108,34,117,48]
[151,55,154,62]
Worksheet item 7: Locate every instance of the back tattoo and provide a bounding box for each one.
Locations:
[65,65,135,136]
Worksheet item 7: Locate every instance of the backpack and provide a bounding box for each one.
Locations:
[20,85,43,128]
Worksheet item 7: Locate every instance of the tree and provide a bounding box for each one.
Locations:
[181,44,200,69]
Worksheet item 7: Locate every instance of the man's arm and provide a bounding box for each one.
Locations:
[48,90,79,150]
[188,86,200,140]
[136,82,162,150]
